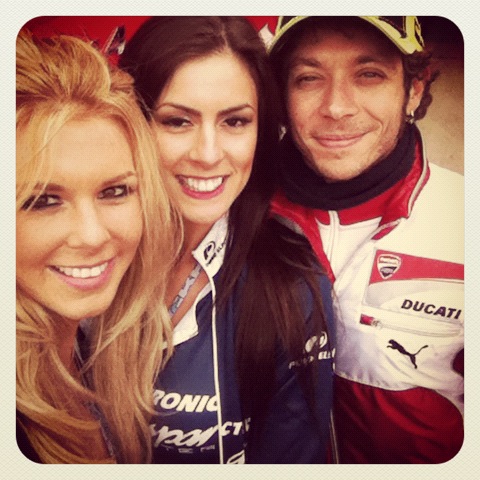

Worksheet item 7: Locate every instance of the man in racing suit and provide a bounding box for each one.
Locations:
[268,16,464,463]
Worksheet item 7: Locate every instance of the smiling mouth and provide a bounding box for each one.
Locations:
[51,261,109,279]
[315,133,365,149]
[177,175,226,193]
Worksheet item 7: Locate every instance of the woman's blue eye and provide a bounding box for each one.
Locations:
[99,185,129,199]
[21,194,60,211]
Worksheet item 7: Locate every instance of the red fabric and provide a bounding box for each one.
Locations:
[334,376,464,463]
[271,144,428,282]
[22,15,278,43]
[23,16,149,44]
[311,143,427,227]
[369,250,464,284]
[22,16,279,65]
[271,190,334,282]
[22,16,150,65]
[245,16,278,33]
[271,142,431,260]
[311,185,398,225]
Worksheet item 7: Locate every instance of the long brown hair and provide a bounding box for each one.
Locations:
[120,16,330,443]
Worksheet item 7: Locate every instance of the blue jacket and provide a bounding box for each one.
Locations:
[150,216,336,464]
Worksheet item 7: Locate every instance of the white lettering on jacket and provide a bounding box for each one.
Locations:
[153,390,218,412]
[150,421,245,448]
[288,332,335,369]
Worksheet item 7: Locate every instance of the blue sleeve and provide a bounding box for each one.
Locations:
[247,275,335,463]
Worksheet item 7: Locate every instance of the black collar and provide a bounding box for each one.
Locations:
[279,124,417,210]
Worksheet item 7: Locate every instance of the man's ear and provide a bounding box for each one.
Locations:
[406,77,425,114]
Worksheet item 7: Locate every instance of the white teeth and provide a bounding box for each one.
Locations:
[183,176,223,192]
[55,262,108,279]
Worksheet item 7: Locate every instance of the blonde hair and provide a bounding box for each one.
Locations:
[16,29,180,463]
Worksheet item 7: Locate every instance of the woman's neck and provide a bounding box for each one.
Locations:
[181,219,214,258]
[167,219,214,327]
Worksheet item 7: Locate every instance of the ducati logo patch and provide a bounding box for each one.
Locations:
[377,253,402,279]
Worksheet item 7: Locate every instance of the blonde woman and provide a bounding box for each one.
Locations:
[16,30,179,463]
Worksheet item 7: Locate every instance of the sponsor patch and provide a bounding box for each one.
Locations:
[377,253,402,279]
[360,249,464,329]
[370,250,463,285]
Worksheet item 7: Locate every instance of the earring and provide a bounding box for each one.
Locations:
[406,110,415,124]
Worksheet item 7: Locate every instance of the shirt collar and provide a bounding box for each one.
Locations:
[191,214,228,280]
[171,215,229,346]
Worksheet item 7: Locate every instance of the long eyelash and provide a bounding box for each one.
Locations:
[226,117,252,127]
[100,184,136,199]
[161,117,189,128]
[21,194,59,211]
[121,185,136,197]
[21,196,36,210]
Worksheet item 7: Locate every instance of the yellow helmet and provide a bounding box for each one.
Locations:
[269,16,425,56]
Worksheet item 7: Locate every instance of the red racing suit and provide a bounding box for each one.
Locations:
[271,132,464,463]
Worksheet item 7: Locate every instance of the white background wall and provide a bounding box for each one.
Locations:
[417,16,464,174]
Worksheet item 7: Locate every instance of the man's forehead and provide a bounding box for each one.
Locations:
[289,25,401,65]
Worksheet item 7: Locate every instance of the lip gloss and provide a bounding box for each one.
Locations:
[50,259,115,291]
[181,181,226,200]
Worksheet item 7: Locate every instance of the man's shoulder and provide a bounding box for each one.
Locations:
[419,162,464,207]
[271,190,317,231]
[427,162,464,186]
[389,160,464,262]
[413,163,465,217]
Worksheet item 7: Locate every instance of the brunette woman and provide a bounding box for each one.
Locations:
[120,16,335,463]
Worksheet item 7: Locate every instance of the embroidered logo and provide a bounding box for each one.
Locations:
[387,340,428,369]
[203,242,216,262]
[377,254,402,279]
[203,239,227,266]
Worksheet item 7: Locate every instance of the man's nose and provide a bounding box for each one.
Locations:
[319,77,358,120]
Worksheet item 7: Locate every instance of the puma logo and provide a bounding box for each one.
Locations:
[387,340,428,369]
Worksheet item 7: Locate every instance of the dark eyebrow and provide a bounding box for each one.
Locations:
[156,103,199,116]
[289,54,398,71]
[356,54,398,69]
[219,103,255,116]
[289,56,322,70]
[357,55,380,64]
[156,102,255,117]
